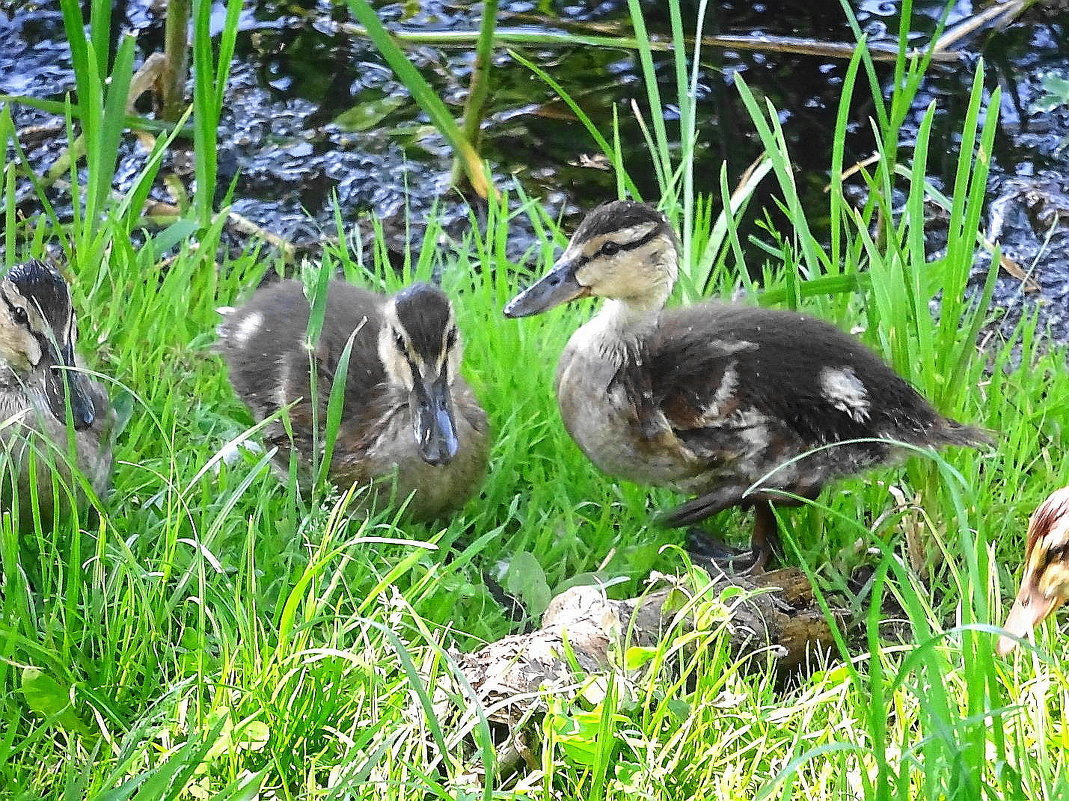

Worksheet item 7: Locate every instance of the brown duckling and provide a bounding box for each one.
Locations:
[996,487,1069,656]
[504,200,990,570]
[0,259,114,528]
[216,279,489,522]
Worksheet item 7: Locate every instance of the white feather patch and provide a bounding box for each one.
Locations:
[696,361,739,426]
[231,311,265,348]
[820,366,870,423]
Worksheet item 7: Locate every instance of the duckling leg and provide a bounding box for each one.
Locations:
[661,485,748,528]
[748,501,782,574]
[666,485,755,572]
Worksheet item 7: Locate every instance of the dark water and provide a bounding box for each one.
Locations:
[1,0,1067,338]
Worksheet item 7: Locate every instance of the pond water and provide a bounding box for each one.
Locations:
[1,0,1067,339]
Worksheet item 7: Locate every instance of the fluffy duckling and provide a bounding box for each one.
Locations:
[0,259,114,528]
[996,487,1069,655]
[504,201,990,570]
[216,279,489,521]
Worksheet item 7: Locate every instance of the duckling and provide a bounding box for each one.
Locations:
[504,201,990,570]
[216,279,489,522]
[0,259,114,528]
[996,487,1069,656]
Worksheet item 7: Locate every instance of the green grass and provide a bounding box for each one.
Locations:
[3,2,1069,799]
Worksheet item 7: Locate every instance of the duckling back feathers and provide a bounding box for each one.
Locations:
[216,280,388,425]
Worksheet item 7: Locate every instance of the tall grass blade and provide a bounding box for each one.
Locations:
[162,0,192,122]
[87,34,136,228]
[624,0,670,194]
[192,0,218,226]
[508,49,641,200]
[345,0,493,198]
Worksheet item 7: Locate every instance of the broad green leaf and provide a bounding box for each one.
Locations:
[21,668,92,736]
[505,550,552,616]
[333,96,406,131]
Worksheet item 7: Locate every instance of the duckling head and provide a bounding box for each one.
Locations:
[378,283,462,467]
[504,200,679,318]
[0,260,96,430]
[997,487,1069,655]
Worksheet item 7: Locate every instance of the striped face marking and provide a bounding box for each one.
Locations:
[0,260,76,371]
[0,260,95,428]
[378,284,462,466]
[997,488,1069,655]
[379,285,461,392]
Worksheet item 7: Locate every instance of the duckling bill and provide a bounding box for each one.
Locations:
[216,279,489,521]
[997,487,1069,655]
[505,200,990,571]
[0,259,114,527]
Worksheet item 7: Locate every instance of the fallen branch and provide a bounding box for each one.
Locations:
[432,567,840,779]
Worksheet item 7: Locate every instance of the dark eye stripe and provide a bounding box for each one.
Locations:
[583,226,661,259]
[1044,541,1069,569]
[613,226,661,253]
[1,292,28,325]
[404,352,420,380]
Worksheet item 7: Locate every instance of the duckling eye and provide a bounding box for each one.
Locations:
[393,331,407,352]
[10,306,27,326]
[445,328,458,352]
[600,241,621,257]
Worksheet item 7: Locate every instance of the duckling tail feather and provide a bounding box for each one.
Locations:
[935,419,996,449]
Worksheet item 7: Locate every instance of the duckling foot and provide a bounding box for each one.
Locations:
[679,499,784,575]
[685,528,761,574]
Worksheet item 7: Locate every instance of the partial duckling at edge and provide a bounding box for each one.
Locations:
[996,487,1069,656]
[505,200,990,571]
[216,280,489,522]
[0,259,114,528]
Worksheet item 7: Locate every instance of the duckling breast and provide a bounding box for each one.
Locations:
[1,384,114,527]
[332,385,489,522]
[556,337,697,487]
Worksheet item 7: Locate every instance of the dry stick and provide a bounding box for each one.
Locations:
[431,568,840,779]
[930,0,1029,53]
[332,0,1031,66]
[330,22,965,64]
[141,200,297,262]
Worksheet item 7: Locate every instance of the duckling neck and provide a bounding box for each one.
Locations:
[581,294,665,367]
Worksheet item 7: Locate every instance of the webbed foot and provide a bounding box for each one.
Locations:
[685,527,762,574]
[676,498,785,575]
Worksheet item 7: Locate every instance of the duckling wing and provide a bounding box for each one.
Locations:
[648,303,956,464]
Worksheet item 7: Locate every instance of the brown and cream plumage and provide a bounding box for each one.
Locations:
[505,200,990,570]
[0,259,114,528]
[216,279,489,522]
[997,487,1069,655]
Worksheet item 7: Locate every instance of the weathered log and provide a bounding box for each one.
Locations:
[432,567,840,778]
